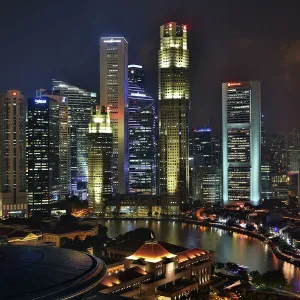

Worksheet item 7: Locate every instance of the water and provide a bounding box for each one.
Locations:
[99,219,300,290]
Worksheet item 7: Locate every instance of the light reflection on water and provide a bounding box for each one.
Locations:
[101,219,300,290]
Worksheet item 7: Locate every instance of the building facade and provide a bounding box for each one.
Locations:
[88,106,113,214]
[222,81,261,206]
[0,90,27,217]
[27,96,63,213]
[128,82,157,195]
[52,80,97,197]
[158,22,190,214]
[128,64,145,89]
[100,37,128,194]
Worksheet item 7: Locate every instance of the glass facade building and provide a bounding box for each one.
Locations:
[158,22,190,214]
[27,96,61,213]
[88,106,113,214]
[222,81,261,205]
[100,37,128,194]
[128,82,157,195]
[0,90,27,217]
[52,80,97,197]
[128,64,145,89]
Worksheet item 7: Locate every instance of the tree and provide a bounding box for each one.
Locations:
[225,261,239,271]
[154,211,159,217]
[98,224,108,238]
[215,262,225,269]
[226,218,236,226]
[147,210,152,217]
[250,271,263,286]
[238,269,249,282]
[261,270,287,288]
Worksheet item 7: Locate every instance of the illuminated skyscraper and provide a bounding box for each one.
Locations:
[128,64,145,89]
[100,37,128,194]
[27,96,62,213]
[88,106,113,214]
[128,82,157,195]
[52,80,97,197]
[222,81,261,206]
[0,90,27,217]
[158,22,190,214]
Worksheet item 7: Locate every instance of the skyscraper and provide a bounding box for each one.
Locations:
[52,80,97,197]
[0,90,27,217]
[222,81,261,206]
[128,64,145,89]
[158,22,190,214]
[27,96,61,213]
[100,37,128,194]
[128,82,157,195]
[88,106,113,214]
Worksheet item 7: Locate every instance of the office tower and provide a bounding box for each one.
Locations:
[128,64,145,89]
[261,157,272,200]
[128,82,157,195]
[37,89,69,198]
[193,126,213,167]
[100,37,128,194]
[0,90,27,217]
[222,81,261,206]
[88,106,113,214]
[191,126,212,200]
[158,22,190,214]
[212,135,222,167]
[27,96,61,213]
[52,80,97,197]
[283,129,300,173]
[202,168,222,204]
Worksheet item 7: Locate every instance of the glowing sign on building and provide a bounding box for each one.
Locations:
[103,39,121,43]
[227,82,241,87]
[35,99,47,104]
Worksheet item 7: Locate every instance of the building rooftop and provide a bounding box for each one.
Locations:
[177,248,209,263]
[0,245,106,299]
[127,240,176,263]
[100,266,147,289]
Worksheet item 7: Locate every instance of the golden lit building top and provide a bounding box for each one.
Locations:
[88,106,112,134]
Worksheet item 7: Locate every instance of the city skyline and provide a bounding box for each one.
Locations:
[1,1,300,134]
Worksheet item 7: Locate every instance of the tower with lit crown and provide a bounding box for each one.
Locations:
[88,106,113,214]
[158,22,190,214]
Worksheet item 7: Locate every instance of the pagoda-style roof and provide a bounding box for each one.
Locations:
[127,240,176,263]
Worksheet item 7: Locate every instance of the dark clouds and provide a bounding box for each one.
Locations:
[1,0,300,133]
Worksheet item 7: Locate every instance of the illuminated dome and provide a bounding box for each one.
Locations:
[127,240,176,263]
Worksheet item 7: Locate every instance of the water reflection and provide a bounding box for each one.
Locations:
[100,219,300,289]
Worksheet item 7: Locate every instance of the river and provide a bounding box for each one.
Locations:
[99,219,300,290]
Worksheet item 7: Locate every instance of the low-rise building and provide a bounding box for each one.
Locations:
[100,239,214,299]
[0,225,42,245]
[43,226,98,247]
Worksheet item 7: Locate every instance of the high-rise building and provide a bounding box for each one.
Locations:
[222,81,261,206]
[52,80,97,197]
[158,22,190,214]
[128,82,157,195]
[27,96,62,213]
[88,106,113,214]
[201,168,222,204]
[100,37,128,194]
[191,126,212,200]
[0,90,27,217]
[128,64,145,89]
[283,129,300,173]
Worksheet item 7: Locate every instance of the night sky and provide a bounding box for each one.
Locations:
[1,0,300,134]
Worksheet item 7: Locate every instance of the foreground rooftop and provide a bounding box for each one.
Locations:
[0,245,106,299]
